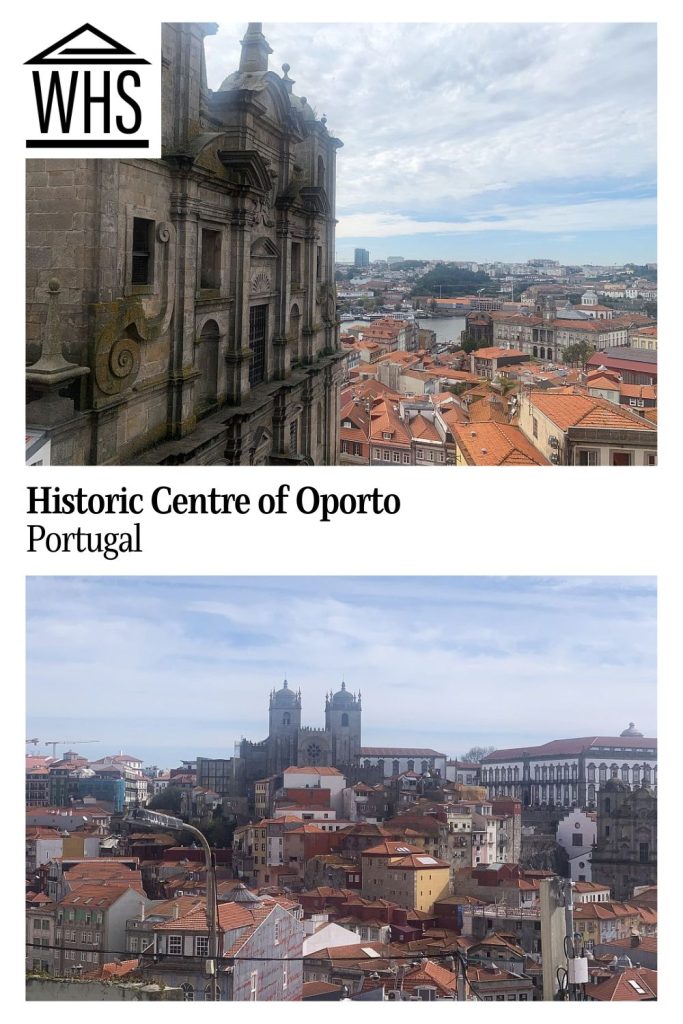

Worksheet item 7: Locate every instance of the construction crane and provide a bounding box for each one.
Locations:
[25,738,40,753]
[44,740,100,758]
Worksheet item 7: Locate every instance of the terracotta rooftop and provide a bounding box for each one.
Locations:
[409,413,441,442]
[483,736,657,761]
[453,421,550,466]
[528,391,656,432]
[472,347,527,360]
[361,841,424,857]
[402,960,456,996]
[589,966,657,1001]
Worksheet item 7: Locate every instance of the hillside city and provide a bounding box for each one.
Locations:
[336,254,657,467]
[26,685,657,1002]
[25,23,657,468]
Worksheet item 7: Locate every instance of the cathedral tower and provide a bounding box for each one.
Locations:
[325,681,361,765]
[267,679,302,774]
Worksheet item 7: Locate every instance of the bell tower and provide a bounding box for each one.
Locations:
[325,682,362,765]
[267,679,302,773]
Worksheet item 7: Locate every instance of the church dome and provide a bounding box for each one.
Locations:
[329,680,355,706]
[271,679,298,706]
[620,722,644,737]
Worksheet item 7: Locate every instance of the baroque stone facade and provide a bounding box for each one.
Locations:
[26,23,344,465]
[591,780,657,901]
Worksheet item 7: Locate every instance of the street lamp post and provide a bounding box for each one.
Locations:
[124,808,220,1001]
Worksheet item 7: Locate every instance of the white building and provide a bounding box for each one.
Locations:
[481,726,656,809]
[358,747,447,779]
[282,766,346,814]
[556,808,597,882]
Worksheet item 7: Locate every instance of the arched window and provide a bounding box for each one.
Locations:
[621,764,630,783]
[317,155,325,186]
[587,784,595,803]
[317,401,323,446]
[407,760,414,771]
[421,761,429,775]
[204,983,220,1001]
[377,759,384,774]
[533,346,538,357]
[392,760,400,775]
[604,798,611,813]
[507,767,513,782]
[632,764,640,785]
[549,765,555,781]
[290,303,302,363]
[282,713,290,726]
[540,347,546,359]
[181,984,194,1002]
[643,764,652,785]
[514,766,519,781]
[610,763,619,779]
[599,764,607,783]
[196,320,219,411]
[534,766,540,781]
[363,759,371,769]
[587,763,596,782]
[341,713,349,727]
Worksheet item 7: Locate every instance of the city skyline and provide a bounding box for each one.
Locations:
[27,576,656,767]
[204,22,657,265]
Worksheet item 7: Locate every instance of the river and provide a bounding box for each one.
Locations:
[344,316,466,346]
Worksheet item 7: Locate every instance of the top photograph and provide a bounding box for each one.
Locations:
[25,22,657,467]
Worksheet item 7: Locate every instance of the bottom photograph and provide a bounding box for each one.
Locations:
[25,576,657,1002]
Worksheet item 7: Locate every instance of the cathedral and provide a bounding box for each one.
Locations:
[26,23,345,465]
[239,679,362,779]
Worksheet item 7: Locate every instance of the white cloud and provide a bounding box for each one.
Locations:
[336,196,657,238]
[26,577,656,763]
[204,22,656,236]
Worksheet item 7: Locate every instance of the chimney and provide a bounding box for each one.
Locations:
[630,933,640,948]
[173,902,180,919]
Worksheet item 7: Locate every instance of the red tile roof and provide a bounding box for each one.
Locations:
[483,736,656,760]
[528,391,656,431]
[361,841,424,857]
[589,967,657,1001]
[453,421,550,466]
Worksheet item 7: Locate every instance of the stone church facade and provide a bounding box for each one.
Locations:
[239,679,362,780]
[26,23,345,465]
[591,779,657,901]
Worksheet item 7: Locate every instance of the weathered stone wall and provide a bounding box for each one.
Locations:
[26,23,344,465]
[26,977,183,1001]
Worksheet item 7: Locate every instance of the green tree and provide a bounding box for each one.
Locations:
[411,264,493,298]
[561,341,595,368]
[147,786,183,814]
[461,745,496,763]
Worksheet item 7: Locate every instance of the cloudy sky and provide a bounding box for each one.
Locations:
[203,22,657,264]
[26,576,656,767]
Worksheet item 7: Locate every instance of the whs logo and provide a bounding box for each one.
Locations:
[25,22,159,154]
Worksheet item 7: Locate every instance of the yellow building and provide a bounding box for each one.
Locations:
[361,841,451,913]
